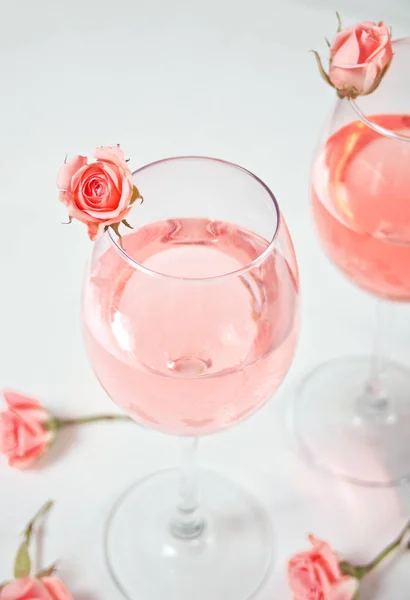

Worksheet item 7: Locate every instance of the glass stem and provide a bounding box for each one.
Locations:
[358,301,390,417]
[171,437,204,540]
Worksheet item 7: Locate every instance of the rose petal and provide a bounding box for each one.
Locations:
[56,156,87,190]
[0,578,54,600]
[118,175,133,209]
[87,222,107,241]
[11,409,49,431]
[309,535,342,580]
[80,173,111,208]
[97,161,122,191]
[3,390,43,411]
[42,577,74,600]
[368,44,387,65]
[288,555,322,598]
[328,577,359,600]
[332,29,361,66]
[362,61,379,94]
[0,412,18,453]
[330,26,355,57]
[67,201,96,224]
[85,177,133,219]
[8,441,50,468]
[82,170,110,193]
[358,29,378,62]
[367,23,390,59]
[15,421,52,456]
[94,145,128,169]
[329,64,368,93]
[7,401,47,430]
[98,206,132,229]
[59,190,72,207]
[3,391,49,436]
[81,186,125,220]
[70,163,94,194]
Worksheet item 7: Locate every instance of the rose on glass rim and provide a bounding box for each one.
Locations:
[312,16,393,99]
[57,145,142,241]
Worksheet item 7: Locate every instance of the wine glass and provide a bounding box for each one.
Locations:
[294,38,410,486]
[82,156,299,600]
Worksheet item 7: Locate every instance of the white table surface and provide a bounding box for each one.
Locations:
[1,0,410,598]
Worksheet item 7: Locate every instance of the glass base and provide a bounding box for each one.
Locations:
[105,469,273,600]
[293,356,410,487]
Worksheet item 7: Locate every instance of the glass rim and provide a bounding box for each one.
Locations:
[107,155,281,282]
[349,37,410,143]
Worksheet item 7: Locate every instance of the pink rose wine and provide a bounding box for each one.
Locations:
[83,218,299,435]
[311,114,410,301]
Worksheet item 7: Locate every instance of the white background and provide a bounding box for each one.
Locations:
[1,0,410,598]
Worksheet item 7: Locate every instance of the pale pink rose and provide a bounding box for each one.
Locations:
[57,145,134,240]
[0,390,54,468]
[0,577,72,600]
[329,21,392,97]
[288,535,359,600]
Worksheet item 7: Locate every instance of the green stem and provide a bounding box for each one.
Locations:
[13,500,54,579]
[341,521,410,580]
[56,414,132,427]
[360,521,410,576]
[336,11,342,32]
[24,500,54,545]
[35,562,58,578]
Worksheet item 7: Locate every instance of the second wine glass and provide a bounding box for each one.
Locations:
[295,38,410,486]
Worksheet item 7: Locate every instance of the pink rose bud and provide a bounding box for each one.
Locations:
[57,145,142,241]
[329,21,393,97]
[0,577,73,600]
[0,501,73,600]
[0,391,55,468]
[288,535,359,600]
[313,18,393,98]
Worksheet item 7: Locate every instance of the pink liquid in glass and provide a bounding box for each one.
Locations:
[311,114,410,301]
[83,218,299,435]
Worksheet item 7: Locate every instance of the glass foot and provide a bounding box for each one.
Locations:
[105,469,273,600]
[293,356,410,487]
